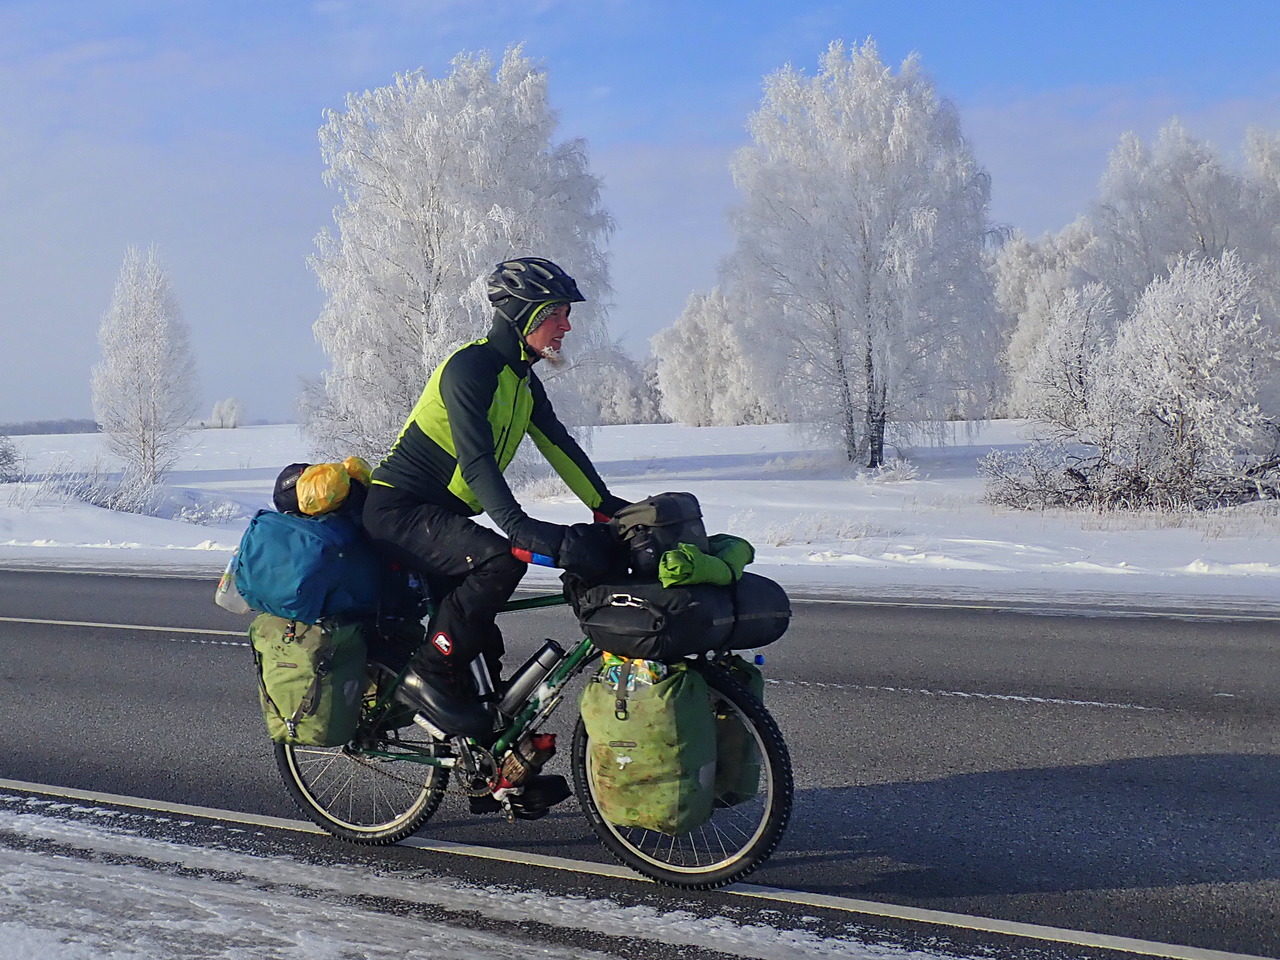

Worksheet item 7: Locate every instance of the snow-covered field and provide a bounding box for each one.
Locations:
[5,421,1280,612]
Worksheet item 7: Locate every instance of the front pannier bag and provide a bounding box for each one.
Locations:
[580,660,716,835]
[567,572,791,661]
[249,614,368,745]
[714,655,765,807]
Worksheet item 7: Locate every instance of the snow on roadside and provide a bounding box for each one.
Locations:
[0,801,939,960]
[5,422,1280,610]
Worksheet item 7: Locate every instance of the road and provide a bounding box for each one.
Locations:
[0,569,1276,957]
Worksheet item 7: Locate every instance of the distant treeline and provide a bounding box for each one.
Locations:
[0,419,100,436]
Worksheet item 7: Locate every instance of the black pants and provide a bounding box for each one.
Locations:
[363,483,526,680]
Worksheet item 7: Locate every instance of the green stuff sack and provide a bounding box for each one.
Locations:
[580,662,716,835]
[714,656,764,807]
[249,613,368,746]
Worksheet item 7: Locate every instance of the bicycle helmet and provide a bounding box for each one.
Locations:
[487,257,585,305]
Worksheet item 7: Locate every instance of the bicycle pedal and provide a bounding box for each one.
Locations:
[468,794,502,815]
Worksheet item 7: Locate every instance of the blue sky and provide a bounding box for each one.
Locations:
[2,0,1279,422]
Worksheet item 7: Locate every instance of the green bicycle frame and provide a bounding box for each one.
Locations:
[361,592,597,766]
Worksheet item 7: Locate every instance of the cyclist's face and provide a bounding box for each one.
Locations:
[525,303,572,355]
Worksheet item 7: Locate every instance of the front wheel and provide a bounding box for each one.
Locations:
[571,659,793,888]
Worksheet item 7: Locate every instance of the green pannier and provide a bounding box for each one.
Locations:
[580,662,716,835]
[249,613,368,746]
[714,656,764,807]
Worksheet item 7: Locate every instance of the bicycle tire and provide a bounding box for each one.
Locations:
[275,723,449,844]
[570,659,793,888]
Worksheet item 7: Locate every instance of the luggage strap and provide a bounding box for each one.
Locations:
[613,660,635,721]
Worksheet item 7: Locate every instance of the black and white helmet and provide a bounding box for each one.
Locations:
[487,257,584,305]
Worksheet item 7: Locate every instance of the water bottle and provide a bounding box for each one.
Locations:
[214,553,251,614]
[498,640,565,716]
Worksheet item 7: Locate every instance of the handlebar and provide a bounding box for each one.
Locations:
[510,547,556,567]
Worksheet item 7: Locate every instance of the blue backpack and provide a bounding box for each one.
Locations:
[234,510,382,624]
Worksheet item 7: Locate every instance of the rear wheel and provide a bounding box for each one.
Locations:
[275,678,449,843]
[571,660,792,888]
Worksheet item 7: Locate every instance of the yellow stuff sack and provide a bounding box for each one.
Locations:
[297,463,351,516]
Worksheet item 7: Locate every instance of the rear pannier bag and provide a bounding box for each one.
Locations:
[580,661,716,835]
[234,510,381,624]
[714,655,765,807]
[611,492,708,577]
[567,572,791,661]
[249,613,368,746]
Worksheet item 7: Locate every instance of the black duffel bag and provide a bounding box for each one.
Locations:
[566,572,790,661]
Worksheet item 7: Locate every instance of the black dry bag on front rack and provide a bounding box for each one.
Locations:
[611,492,708,578]
[566,572,791,661]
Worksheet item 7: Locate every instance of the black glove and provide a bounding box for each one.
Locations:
[593,494,631,522]
[558,522,626,577]
[510,517,568,563]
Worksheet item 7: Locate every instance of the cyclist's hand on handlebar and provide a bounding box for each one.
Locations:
[558,521,624,576]
[592,493,631,523]
[510,517,568,566]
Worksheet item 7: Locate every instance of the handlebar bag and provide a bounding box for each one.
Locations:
[234,509,381,624]
[611,492,709,578]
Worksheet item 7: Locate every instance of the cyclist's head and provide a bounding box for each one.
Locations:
[487,257,584,308]
[488,257,584,341]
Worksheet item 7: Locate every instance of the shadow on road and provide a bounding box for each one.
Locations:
[771,752,1279,897]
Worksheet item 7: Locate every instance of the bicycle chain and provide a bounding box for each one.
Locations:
[342,742,446,791]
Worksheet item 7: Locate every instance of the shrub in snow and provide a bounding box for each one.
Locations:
[305,46,612,460]
[0,434,21,482]
[91,246,196,490]
[724,40,999,466]
[867,457,919,484]
[984,253,1280,509]
[174,499,243,525]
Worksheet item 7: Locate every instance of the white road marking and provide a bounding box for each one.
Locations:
[767,678,1164,711]
[0,777,1267,960]
[0,615,246,644]
[789,595,1280,623]
[4,615,1165,706]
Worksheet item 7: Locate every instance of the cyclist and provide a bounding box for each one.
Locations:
[362,257,626,811]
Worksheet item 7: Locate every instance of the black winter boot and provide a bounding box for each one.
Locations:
[394,667,492,739]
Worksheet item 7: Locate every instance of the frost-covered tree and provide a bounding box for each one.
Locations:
[1244,127,1280,297]
[653,288,773,426]
[985,253,1280,508]
[1089,120,1266,318]
[1019,283,1114,434]
[728,40,997,465]
[569,346,663,425]
[998,121,1279,407]
[995,220,1101,414]
[208,397,242,429]
[307,46,613,460]
[91,247,196,488]
[1101,252,1280,498]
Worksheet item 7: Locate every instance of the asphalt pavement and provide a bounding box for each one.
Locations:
[0,569,1275,957]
